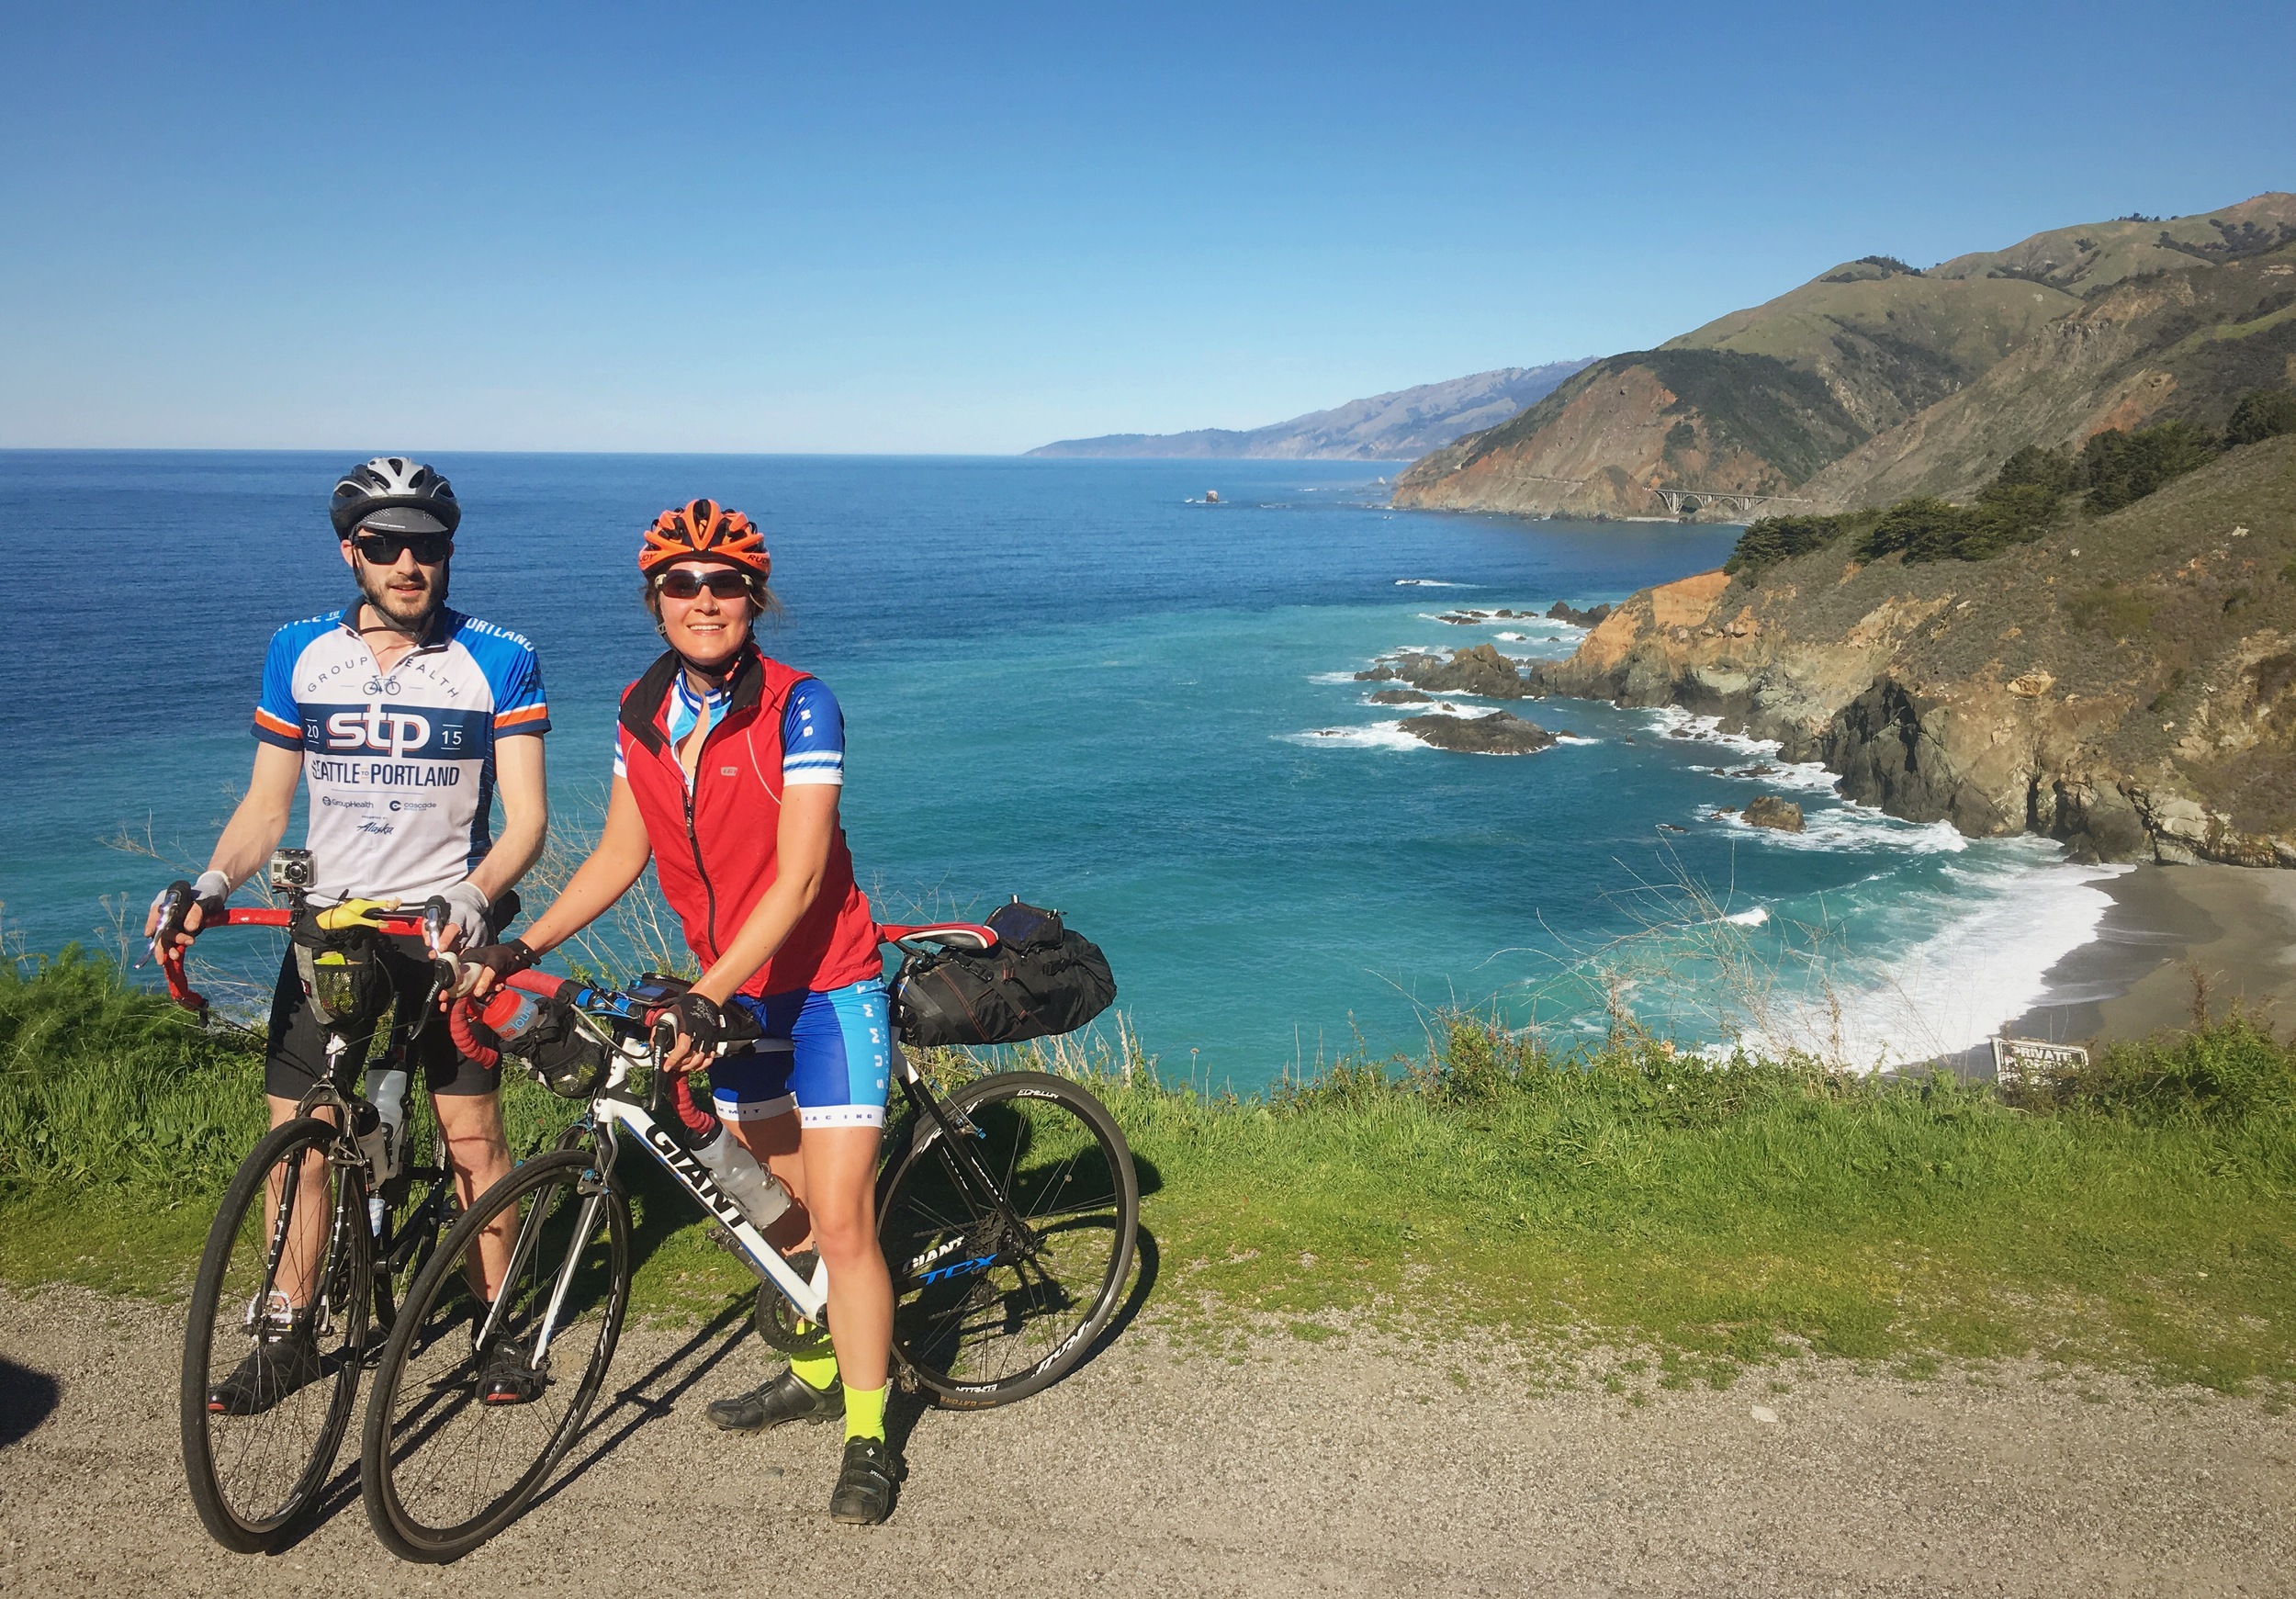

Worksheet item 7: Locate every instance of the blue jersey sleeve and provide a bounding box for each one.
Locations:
[253,624,308,749]
[455,616,552,738]
[782,677,845,787]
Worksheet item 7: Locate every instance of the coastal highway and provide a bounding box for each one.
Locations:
[3,1285,2289,1596]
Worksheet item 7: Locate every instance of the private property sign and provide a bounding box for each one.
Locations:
[1991,1037,2088,1090]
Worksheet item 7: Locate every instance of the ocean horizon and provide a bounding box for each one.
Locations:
[1,450,2123,1089]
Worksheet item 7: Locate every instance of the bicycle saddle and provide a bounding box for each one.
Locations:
[876,920,997,951]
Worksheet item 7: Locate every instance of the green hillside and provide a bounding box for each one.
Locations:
[1394,193,2296,522]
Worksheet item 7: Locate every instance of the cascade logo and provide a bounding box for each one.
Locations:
[326,704,433,757]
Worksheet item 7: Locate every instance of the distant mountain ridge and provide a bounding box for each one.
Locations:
[1394,193,2296,520]
[1025,360,1597,460]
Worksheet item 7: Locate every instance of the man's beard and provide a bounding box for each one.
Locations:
[357,558,447,633]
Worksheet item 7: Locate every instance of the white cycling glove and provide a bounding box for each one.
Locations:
[436,879,493,950]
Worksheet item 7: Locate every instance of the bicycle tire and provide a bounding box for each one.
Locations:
[879,1071,1139,1407]
[180,1116,372,1552]
[360,1147,629,1563]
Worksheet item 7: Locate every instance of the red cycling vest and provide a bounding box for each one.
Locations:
[615,647,883,998]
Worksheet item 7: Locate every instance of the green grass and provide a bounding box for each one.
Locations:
[6,952,2294,1393]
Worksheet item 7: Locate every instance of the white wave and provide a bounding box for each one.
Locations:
[1700,802,1968,856]
[1309,670,1371,684]
[1721,906,1770,927]
[1495,631,1527,641]
[1647,706,1840,794]
[1731,848,2131,1072]
[1395,579,1472,587]
[1283,709,1566,757]
[1282,720,1427,752]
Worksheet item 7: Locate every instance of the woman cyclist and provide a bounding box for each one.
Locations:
[459,500,898,1525]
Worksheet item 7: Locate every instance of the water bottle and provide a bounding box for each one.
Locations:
[477,985,544,1046]
[356,1065,410,1233]
[665,1074,791,1231]
[689,1121,793,1232]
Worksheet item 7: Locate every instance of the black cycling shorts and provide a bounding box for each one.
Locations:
[264,932,498,1102]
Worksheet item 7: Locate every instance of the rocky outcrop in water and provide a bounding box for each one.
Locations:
[1356,644,1534,699]
[1532,436,2296,866]
[1742,795,1806,832]
[1401,711,1558,754]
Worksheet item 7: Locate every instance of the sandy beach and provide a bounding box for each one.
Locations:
[1997,861,2296,1051]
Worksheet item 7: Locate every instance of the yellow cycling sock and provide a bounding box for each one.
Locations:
[843,1382,887,1443]
[789,1349,840,1392]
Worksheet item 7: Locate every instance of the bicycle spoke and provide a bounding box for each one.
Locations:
[183,1120,370,1548]
[882,1074,1137,1402]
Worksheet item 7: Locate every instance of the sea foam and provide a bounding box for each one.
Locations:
[1731,848,2128,1071]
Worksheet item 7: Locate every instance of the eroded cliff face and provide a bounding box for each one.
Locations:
[1533,437,2296,866]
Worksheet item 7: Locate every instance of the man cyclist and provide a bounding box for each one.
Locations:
[146,456,551,1413]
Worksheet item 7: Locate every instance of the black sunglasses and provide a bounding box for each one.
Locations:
[352,531,453,566]
[653,569,752,601]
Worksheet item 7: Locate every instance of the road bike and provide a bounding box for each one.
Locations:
[358,921,1141,1562]
[155,879,469,1553]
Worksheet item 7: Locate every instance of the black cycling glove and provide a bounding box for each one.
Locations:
[453,939,537,996]
[669,992,726,1057]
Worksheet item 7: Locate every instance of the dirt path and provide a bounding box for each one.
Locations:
[2,1284,2290,1597]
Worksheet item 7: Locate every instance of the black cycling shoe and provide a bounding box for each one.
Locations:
[830,1436,896,1525]
[475,1330,546,1405]
[705,1366,843,1432]
[208,1325,322,1415]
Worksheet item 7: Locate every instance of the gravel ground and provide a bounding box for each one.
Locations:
[3,1283,2292,1597]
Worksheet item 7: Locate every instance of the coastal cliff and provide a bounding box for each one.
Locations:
[1535,434,2296,865]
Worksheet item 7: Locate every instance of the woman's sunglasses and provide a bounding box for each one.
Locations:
[352,531,453,566]
[653,569,753,601]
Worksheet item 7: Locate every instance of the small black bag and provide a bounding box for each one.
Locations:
[288,904,392,1029]
[894,900,1117,1047]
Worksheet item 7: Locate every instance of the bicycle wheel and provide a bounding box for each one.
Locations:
[180,1116,372,1552]
[879,1071,1139,1406]
[360,1147,629,1563]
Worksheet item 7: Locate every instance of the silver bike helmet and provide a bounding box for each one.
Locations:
[330,456,461,537]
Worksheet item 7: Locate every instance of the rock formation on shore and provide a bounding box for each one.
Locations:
[1533,435,2296,866]
[1401,711,1559,754]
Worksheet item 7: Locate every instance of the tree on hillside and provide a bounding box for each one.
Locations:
[2078,422,2221,512]
[1723,513,1853,579]
[2225,388,2296,448]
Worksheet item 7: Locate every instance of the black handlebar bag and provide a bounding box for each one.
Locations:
[893,900,1117,1048]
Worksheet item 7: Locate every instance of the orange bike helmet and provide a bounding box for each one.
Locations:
[638,499,771,580]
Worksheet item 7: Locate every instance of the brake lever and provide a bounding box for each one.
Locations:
[421,894,451,958]
[143,881,193,969]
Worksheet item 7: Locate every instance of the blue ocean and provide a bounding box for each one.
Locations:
[0,453,2117,1089]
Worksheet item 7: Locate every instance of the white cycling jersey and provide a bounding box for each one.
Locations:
[253,602,550,906]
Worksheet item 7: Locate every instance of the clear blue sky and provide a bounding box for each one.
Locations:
[4,2,2290,454]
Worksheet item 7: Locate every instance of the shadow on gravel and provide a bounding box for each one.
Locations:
[0,1355,62,1449]
[525,1297,754,1515]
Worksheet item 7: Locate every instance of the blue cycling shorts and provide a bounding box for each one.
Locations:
[710,978,895,1130]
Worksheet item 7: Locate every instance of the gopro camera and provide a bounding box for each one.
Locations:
[267,848,316,893]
